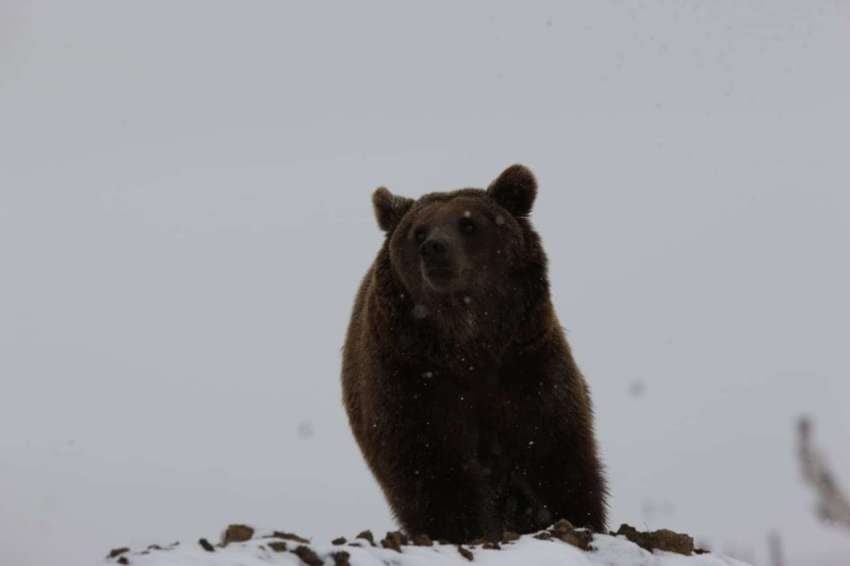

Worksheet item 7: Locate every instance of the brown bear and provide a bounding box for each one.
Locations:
[341,165,607,543]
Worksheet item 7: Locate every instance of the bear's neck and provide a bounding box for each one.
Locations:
[373,251,552,375]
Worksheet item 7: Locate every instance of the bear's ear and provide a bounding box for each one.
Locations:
[486,164,537,217]
[372,187,414,232]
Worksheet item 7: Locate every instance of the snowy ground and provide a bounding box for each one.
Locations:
[101,524,751,566]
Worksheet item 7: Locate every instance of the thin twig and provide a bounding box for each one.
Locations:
[797,416,850,530]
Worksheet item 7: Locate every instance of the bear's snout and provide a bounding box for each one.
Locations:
[420,236,458,290]
[420,237,449,259]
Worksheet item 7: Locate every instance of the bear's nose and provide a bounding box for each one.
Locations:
[420,238,448,258]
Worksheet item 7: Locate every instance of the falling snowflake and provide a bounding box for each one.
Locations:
[628,379,646,398]
[297,420,314,439]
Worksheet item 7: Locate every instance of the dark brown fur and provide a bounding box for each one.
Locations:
[342,165,607,543]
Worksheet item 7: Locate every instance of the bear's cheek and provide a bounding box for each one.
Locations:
[492,236,524,268]
[389,243,426,293]
[471,237,513,273]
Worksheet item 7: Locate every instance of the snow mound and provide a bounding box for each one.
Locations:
[102,522,751,566]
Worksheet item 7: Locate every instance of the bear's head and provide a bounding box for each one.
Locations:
[371,165,547,341]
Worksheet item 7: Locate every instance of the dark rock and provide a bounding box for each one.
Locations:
[457,545,474,561]
[268,541,287,552]
[331,537,347,545]
[540,518,593,550]
[198,539,215,552]
[355,530,376,546]
[482,541,501,550]
[556,529,592,551]
[271,531,310,543]
[616,524,694,555]
[380,531,404,552]
[117,558,129,565]
[501,531,520,543]
[650,529,694,555]
[413,534,433,546]
[108,548,129,559]
[293,545,323,566]
[331,550,351,566]
[550,519,575,535]
[222,524,254,545]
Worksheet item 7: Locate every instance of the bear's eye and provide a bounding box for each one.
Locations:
[459,217,476,235]
[414,228,427,243]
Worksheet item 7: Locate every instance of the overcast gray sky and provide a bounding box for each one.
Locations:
[1,2,849,565]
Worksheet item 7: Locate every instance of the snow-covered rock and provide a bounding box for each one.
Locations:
[101,523,752,566]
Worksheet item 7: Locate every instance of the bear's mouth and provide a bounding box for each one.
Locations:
[426,267,454,280]
[423,265,455,289]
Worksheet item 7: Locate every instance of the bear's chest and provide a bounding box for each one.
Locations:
[410,363,537,443]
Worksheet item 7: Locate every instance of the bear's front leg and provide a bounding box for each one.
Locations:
[390,434,500,543]
[496,348,608,533]
[366,385,501,543]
